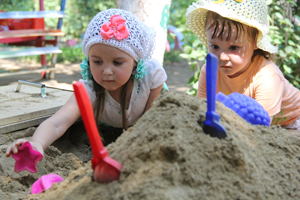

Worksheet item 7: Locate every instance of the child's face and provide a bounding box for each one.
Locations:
[206,24,257,78]
[88,43,135,92]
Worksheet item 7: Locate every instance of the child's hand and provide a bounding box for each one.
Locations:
[6,139,44,157]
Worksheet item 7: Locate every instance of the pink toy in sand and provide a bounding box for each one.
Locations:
[11,141,43,173]
[31,174,64,194]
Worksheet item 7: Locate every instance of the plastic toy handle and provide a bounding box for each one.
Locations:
[206,53,219,121]
[216,92,228,103]
[73,81,107,160]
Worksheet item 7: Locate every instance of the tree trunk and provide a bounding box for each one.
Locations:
[117,0,171,65]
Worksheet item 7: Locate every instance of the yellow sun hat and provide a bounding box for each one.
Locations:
[186,0,278,54]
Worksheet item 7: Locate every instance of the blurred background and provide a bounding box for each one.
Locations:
[1,0,300,95]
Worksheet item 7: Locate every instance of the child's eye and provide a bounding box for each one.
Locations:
[230,46,239,50]
[93,60,102,65]
[114,61,122,66]
[211,45,219,49]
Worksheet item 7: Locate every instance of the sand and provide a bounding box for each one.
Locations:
[1,90,300,200]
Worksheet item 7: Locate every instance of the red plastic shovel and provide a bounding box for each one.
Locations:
[73,81,122,183]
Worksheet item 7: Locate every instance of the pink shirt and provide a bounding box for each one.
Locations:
[197,54,300,126]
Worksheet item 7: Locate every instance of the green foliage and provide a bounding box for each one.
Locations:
[164,50,184,63]
[55,45,85,63]
[62,0,116,39]
[0,0,34,11]
[168,0,194,28]
[268,0,300,89]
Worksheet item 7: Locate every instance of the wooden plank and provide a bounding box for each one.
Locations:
[0,115,51,134]
[0,29,65,39]
[0,11,66,19]
[0,36,40,44]
[0,106,60,126]
[0,84,73,130]
[0,46,62,58]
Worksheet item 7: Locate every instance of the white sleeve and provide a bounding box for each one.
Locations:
[145,59,167,89]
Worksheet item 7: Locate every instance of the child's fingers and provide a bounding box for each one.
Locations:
[5,146,12,157]
[14,139,27,146]
[5,139,28,157]
[6,145,17,157]
[11,145,19,154]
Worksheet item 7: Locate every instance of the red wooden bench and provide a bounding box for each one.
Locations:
[0,0,66,79]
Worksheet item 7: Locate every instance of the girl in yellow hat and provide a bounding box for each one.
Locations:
[186,0,300,130]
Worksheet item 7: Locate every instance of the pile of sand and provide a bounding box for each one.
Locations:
[1,90,300,200]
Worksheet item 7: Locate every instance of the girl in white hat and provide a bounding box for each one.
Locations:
[186,0,300,129]
[6,9,168,157]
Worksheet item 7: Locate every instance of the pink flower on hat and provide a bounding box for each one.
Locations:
[100,15,130,40]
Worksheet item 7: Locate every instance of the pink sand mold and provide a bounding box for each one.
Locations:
[31,174,64,194]
[11,141,43,173]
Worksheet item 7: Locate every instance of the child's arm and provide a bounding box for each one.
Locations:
[254,74,283,121]
[144,84,164,112]
[6,94,81,157]
[197,64,207,98]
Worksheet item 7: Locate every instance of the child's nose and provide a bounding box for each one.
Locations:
[219,52,230,61]
[103,65,113,75]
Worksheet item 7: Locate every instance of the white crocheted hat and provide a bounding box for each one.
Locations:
[82,9,156,61]
[186,0,278,54]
